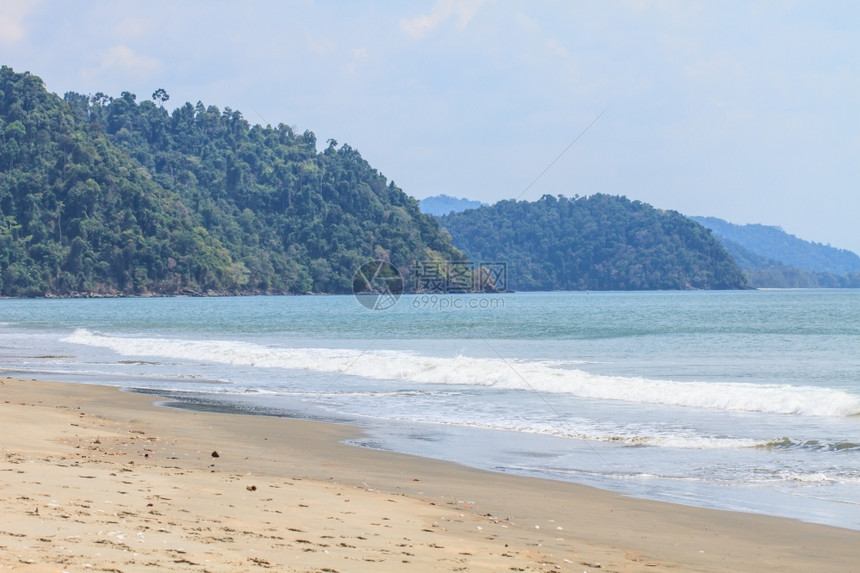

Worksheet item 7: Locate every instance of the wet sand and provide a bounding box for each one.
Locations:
[1,377,858,572]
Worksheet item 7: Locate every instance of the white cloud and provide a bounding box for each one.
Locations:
[544,37,570,60]
[307,33,337,55]
[683,53,746,81]
[400,0,487,39]
[113,16,156,40]
[0,0,40,44]
[344,46,369,76]
[82,44,161,80]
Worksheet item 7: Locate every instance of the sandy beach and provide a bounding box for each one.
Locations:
[1,377,858,572]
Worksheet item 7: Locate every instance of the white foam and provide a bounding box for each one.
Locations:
[767,471,860,485]
[358,413,763,449]
[63,329,860,418]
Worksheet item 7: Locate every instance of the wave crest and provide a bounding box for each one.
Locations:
[63,329,860,417]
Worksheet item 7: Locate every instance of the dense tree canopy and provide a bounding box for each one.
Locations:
[0,66,460,296]
[439,194,747,291]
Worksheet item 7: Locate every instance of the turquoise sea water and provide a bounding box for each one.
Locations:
[1,290,858,528]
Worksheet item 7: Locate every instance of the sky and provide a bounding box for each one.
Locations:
[3,0,859,253]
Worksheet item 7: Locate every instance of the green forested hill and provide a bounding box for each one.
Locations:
[439,194,747,290]
[0,66,460,296]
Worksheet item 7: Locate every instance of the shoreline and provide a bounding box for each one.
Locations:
[148,390,858,531]
[2,377,859,572]
[15,288,860,301]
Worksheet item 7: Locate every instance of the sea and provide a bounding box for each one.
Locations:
[1,289,858,530]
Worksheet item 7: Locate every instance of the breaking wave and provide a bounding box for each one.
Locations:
[64,329,860,418]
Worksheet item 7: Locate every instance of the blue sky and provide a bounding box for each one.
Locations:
[3,0,859,253]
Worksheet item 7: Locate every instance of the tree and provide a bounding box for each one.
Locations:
[152,88,169,108]
[91,92,111,106]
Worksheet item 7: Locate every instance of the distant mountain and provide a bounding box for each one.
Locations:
[419,194,484,216]
[691,217,860,275]
[0,66,461,296]
[439,194,747,291]
[691,217,860,288]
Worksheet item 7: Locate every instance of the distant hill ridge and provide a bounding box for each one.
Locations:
[419,194,485,216]
[691,216,860,275]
